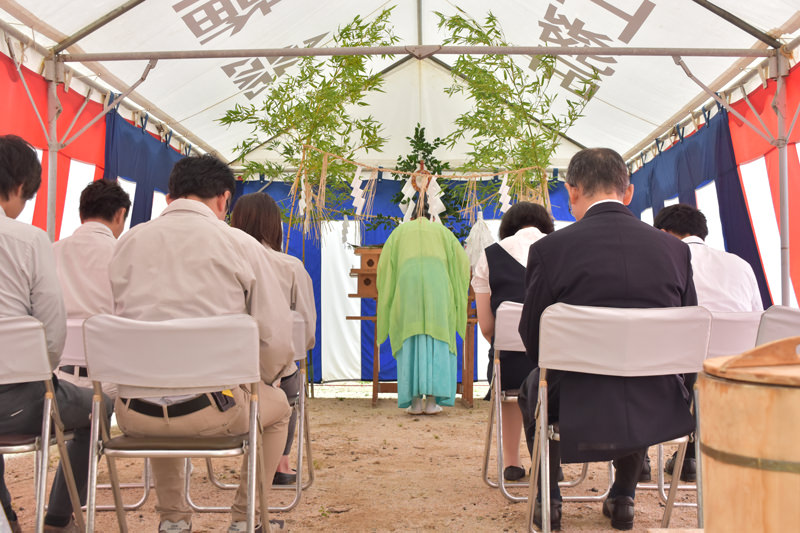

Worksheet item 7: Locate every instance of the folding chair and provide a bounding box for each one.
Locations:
[0,317,84,533]
[60,318,152,512]
[527,304,712,533]
[756,305,800,345]
[481,302,592,503]
[83,314,264,533]
[641,310,762,513]
[187,310,315,513]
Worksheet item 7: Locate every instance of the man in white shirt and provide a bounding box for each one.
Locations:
[109,154,294,533]
[53,179,130,393]
[654,202,763,483]
[0,134,108,533]
[654,203,763,313]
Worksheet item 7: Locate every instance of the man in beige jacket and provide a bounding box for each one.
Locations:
[108,155,294,533]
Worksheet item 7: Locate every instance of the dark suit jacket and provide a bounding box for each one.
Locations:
[519,201,698,462]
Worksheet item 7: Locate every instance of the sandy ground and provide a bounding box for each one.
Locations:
[4,383,700,532]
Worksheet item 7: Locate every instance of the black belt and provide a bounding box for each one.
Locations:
[124,395,211,418]
[59,365,88,378]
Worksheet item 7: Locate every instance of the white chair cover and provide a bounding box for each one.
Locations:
[756,305,800,346]
[292,311,307,361]
[538,304,712,376]
[707,311,761,359]
[83,314,261,399]
[0,316,52,384]
[494,301,525,352]
[59,318,86,367]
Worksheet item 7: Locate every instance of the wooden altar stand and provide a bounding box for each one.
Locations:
[346,246,476,408]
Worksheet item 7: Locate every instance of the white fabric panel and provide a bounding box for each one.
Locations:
[539,303,712,376]
[151,190,168,219]
[58,159,96,240]
[59,318,86,367]
[739,157,798,307]
[116,177,137,233]
[707,311,761,359]
[321,221,361,381]
[554,219,573,231]
[83,314,260,398]
[494,302,525,352]
[695,181,725,252]
[16,149,44,225]
[0,316,51,383]
[756,305,800,346]
[17,193,36,226]
[640,207,654,226]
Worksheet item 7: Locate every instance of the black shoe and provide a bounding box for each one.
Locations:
[504,465,526,481]
[533,499,562,531]
[664,453,697,482]
[272,471,297,485]
[602,496,635,530]
[639,454,652,482]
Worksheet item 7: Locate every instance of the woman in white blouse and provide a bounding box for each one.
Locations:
[231,192,316,485]
[471,202,554,481]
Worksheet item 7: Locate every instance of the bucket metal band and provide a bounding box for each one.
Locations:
[700,443,800,475]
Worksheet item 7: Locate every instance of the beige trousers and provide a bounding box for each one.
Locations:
[115,383,291,524]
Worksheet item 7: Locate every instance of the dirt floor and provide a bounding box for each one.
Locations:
[4,384,700,532]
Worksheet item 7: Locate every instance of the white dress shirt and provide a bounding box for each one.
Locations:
[683,235,763,312]
[53,221,115,319]
[0,205,66,367]
[471,226,546,294]
[109,198,295,384]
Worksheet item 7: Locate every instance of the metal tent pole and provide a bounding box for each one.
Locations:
[46,59,62,242]
[771,53,790,305]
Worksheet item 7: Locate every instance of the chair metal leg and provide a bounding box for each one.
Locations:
[661,439,688,527]
[539,373,551,533]
[246,387,258,533]
[46,382,85,532]
[562,461,613,502]
[481,372,498,488]
[527,390,543,533]
[694,387,703,528]
[35,396,52,533]
[189,378,314,514]
[93,459,152,511]
[301,404,314,491]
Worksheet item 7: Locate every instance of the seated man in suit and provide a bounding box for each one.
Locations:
[53,179,131,396]
[654,202,763,481]
[518,147,697,531]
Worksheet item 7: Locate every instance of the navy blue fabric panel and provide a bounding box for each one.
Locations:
[103,110,183,227]
[548,181,574,222]
[629,111,772,309]
[708,112,773,309]
[233,180,324,382]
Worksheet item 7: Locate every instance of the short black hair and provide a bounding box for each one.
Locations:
[653,203,708,240]
[168,154,235,200]
[565,147,629,197]
[0,134,41,201]
[499,201,554,239]
[79,179,131,222]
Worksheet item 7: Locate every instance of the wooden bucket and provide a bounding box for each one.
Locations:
[698,336,800,532]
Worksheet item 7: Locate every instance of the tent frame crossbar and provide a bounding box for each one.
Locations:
[59,45,775,63]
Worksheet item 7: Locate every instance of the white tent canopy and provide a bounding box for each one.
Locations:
[1,0,797,168]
